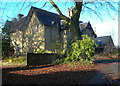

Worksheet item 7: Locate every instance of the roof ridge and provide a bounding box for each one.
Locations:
[31,6,60,16]
[96,35,111,38]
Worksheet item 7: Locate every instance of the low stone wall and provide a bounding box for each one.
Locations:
[27,53,58,66]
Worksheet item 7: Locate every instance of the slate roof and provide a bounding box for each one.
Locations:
[80,22,88,30]
[9,6,96,37]
[9,6,61,33]
[94,36,114,46]
[33,7,61,26]
[79,22,97,37]
[10,16,28,33]
[79,22,92,31]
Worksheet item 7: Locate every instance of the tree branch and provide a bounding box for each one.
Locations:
[84,5,102,21]
[49,0,70,21]
[40,1,48,9]
[107,2,118,12]
[19,0,26,13]
[23,0,41,10]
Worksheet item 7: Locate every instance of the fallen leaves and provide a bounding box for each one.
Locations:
[2,63,98,84]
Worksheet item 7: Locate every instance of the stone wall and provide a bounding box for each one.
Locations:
[10,30,23,55]
[27,53,58,66]
[23,13,45,53]
[45,25,59,50]
[10,13,65,54]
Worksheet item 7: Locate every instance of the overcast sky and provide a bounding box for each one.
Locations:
[0,1,119,46]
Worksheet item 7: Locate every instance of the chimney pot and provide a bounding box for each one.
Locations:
[18,14,24,20]
[68,7,69,11]
[68,7,70,17]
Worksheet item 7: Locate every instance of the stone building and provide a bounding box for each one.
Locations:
[6,6,96,55]
[94,35,115,52]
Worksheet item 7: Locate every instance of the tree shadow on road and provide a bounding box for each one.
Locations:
[93,59,120,64]
[2,64,107,85]
[2,64,55,71]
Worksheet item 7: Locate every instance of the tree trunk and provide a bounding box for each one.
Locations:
[50,1,83,40]
[69,2,83,40]
[70,13,81,40]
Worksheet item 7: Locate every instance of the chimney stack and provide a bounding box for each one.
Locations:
[18,14,24,20]
[70,7,73,17]
[67,7,73,18]
[67,7,70,18]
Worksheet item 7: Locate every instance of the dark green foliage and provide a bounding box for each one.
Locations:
[64,35,98,64]
[4,56,26,63]
[2,22,14,57]
[51,36,65,58]
[52,58,65,65]
[52,35,98,65]
[33,48,46,54]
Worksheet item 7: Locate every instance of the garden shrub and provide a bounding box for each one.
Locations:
[4,56,26,64]
[51,36,65,58]
[118,49,120,55]
[64,35,98,65]
[33,48,46,54]
[52,58,65,65]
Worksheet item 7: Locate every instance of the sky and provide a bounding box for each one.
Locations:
[0,0,119,46]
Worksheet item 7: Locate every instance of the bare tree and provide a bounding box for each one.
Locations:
[49,0,118,40]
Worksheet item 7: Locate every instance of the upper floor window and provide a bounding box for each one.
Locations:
[51,28,56,36]
[33,26,38,34]
[34,43,37,47]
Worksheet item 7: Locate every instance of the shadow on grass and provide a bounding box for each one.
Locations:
[93,59,120,64]
[2,64,106,85]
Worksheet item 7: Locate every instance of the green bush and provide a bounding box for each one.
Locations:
[52,58,65,65]
[33,48,46,54]
[4,56,26,64]
[51,36,65,57]
[64,35,98,64]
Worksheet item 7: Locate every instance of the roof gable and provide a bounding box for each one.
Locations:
[9,6,62,33]
[30,6,61,26]
[10,16,28,33]
[94,36,114,46]
[79,22,97,37]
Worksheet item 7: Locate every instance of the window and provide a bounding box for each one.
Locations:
[33,26,38,34]
[86,34,88,36]
[17,45,19,52]
[60,20,65,28]
[34,44,37,47]
[51,28,56,36]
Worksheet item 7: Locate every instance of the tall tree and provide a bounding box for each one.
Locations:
[50,0,83,40]
[49,0,117,40]
[2,20,14,57]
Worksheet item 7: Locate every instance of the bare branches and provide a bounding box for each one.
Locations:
[23,0,41,10]
[19,0,26,13]
[49,0,63,16]
[82,1,118,21]
[40,1,48,9]
[83,5,102,21]
[49,0,70,21]
[106,2,116,20]
[107,2,118,12]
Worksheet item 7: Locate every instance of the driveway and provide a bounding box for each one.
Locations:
[87,59,120,85]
